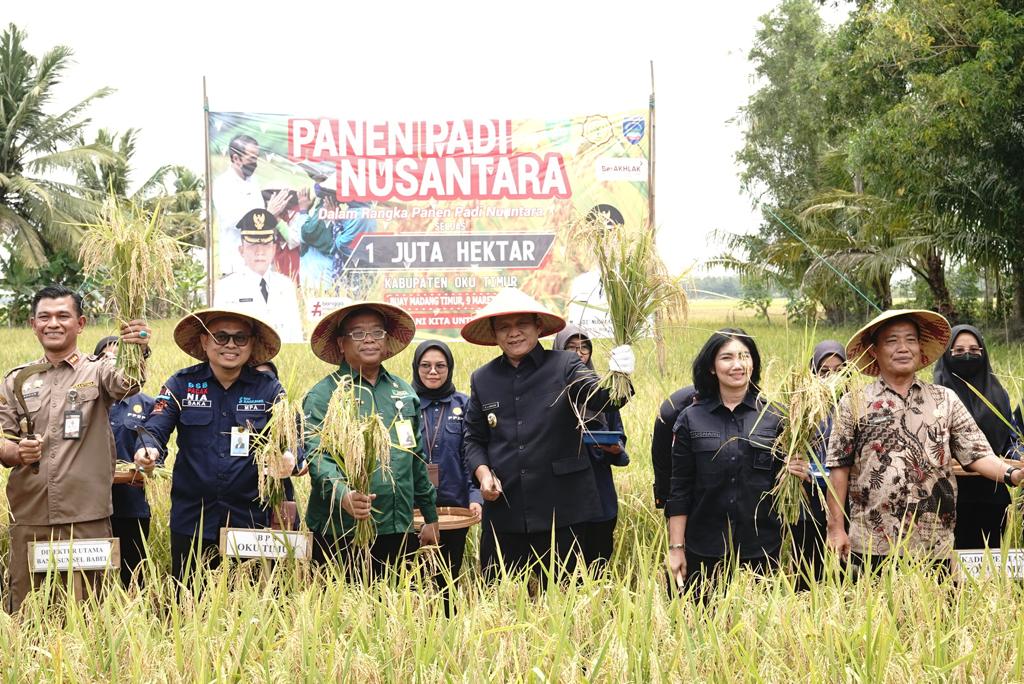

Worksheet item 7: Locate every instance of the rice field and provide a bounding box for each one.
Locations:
[1,314,1023,682]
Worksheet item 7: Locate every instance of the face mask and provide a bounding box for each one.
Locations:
[949,353,984,376]
[241,161,257,178]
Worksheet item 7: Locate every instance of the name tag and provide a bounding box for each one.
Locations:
[395,419,417,449]
[29,538,120,572]
[63,410,82,439]
[230,427,250,457]
[957,548,1024,579]
[219,528,312,560]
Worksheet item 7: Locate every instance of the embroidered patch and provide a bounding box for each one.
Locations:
[482,402,500,411]
[72,381,97,390]
[690,431,720,439]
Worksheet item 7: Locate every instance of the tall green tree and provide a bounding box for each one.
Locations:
[0,22,113,268]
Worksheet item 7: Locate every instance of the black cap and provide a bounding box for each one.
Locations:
[236,208,276,244]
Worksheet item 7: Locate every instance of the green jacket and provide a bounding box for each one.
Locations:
[303,362,438,538]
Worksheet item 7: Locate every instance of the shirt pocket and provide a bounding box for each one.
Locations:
[747,430,778,488]
[693,436,726,487]
[552,455,591,476]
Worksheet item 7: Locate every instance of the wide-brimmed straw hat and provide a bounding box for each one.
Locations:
[173,308,282,364]
[846,309,951,376]
[460,287,566,346]
[310,301,416,365]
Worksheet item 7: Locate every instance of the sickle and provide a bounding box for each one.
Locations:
[12,362,51,474]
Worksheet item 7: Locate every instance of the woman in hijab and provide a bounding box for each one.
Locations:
[553,325,630,573]
[411,340,482,580]
[790,340,847,587]
[934,324,1020,548]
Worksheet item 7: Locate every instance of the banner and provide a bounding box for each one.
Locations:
[207,109,650,341]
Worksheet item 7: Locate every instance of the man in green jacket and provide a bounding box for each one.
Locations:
[303,301,438,579]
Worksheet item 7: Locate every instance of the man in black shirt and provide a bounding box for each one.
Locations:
[461,288,634,583]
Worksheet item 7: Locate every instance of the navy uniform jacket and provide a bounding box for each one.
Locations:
[587,407,629,522]
[110,393,156,519]
[419,392,482,509]
[464,344,629,534]
[141,363,285,541]
[651,386,698,509]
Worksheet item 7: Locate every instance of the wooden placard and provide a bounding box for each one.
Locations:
[28,538,121,573]
[956,548,1024,579]
[219,527,312,560]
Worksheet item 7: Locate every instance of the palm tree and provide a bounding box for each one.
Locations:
[0,22,115,269]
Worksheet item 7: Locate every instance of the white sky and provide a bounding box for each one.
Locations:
[8,0,849,276]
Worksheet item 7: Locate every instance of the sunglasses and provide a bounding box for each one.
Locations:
[208,331,253,347]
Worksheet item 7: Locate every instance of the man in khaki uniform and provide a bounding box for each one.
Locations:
[0,285,151,612]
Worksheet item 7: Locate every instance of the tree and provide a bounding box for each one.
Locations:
[0,22,114,268]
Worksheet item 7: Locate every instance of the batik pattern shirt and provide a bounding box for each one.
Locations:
[826,378,993,557]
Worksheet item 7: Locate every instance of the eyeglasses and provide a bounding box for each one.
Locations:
[418,362,449,373]
[565,345,591,356]
[951,346,983,356]
[209,331,252,347]
[344,328,387,341]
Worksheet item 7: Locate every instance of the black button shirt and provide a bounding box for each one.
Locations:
[464,344,629,533]
[667,390,784,559]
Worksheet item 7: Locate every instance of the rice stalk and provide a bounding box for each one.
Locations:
[251,395,305,509]
[572,213,687,402]
[79,196,183,383]
[316,375,392,546]
[766,361,854,526]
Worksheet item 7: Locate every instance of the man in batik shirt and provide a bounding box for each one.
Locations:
[825,309,1024,563]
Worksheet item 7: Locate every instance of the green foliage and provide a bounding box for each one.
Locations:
[729,0,1024,326]
[0,249,99,325]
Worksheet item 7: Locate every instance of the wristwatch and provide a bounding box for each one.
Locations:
[1004,466,1020,486]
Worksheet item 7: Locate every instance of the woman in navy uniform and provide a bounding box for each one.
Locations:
[411,340,482,579]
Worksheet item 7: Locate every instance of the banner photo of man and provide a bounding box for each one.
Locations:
[207,110,651,340]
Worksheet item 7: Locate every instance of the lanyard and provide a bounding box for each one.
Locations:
[421,403,447,463]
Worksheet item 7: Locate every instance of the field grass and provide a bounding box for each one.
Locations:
[0,314,1023,681]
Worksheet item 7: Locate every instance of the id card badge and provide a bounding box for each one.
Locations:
[230,426,250,457]
[63,410,82,440]
[395,419,417,449]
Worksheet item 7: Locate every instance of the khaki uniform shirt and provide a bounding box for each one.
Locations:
[0,348,140,525]
[826,377,992,557]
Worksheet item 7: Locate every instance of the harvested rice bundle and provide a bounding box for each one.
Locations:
[251,395,305,509]
[317,376,392,547]
[573,213,687,402]
[767,363,854,526]
[80,197,182,383]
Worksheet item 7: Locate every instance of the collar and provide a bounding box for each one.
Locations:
[338,361,392,387]
[502,343,545,369]
[55,348,85,370]
[420,394,454,408]
[704,389,759,413]
[877,375,925,396]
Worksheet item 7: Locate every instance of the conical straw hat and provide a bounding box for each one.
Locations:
[460,288,566,346]
[173,308,282,364]
[310,301,416,365]
[846,309,951,375]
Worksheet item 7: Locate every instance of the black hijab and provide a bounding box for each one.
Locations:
[412,339,456,401]
[933,324,1013,455]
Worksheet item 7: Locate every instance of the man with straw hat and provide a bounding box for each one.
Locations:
[303,302,439,578]
[133,308,293,585]
[461,287,635,583]
[0,285,151,612]
[824,309,1024,566]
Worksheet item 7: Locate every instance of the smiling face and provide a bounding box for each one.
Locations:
[200,316,254,372]
[30,296,86,358]
[337,311,388,370]
[492,314,541,363]
[713,338,753,393]
[869,320,921,379]
[418,348,450,390]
